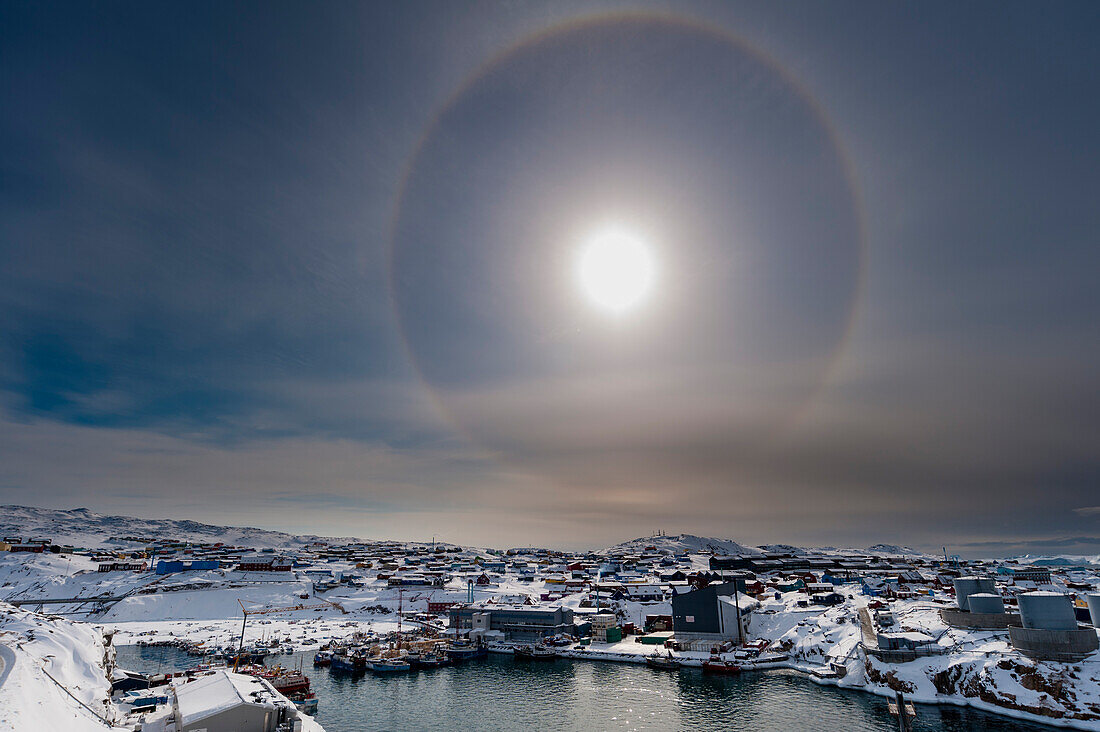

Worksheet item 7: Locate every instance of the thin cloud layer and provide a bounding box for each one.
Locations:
[1,3,1098,554]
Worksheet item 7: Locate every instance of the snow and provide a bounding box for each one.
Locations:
[0,504,369,550]
[0,601,115,731]
[603,533,763,556]
[2,506,1099,729]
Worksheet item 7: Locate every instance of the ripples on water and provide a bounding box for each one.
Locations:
[115,646,1055,732]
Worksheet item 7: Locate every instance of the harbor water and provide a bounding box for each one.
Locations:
[116,645,1056,731]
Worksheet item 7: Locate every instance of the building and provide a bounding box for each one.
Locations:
[10,544,44,553]
[670,582,744,643]
[97,561,146,572]
[155,560,219,575]
[426,592,470,614]
[448,604,574,641]
[237,555,292,572]
[1012,567,1052,584]
[618,584,664,601]
[172,671,303,732]
[811,591,844,606]
[877,631,938,652]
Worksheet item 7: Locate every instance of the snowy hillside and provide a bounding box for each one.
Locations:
[603,534,764,556]
[0,601,116,731]
[864,543,927,557]
[0,505,367,549]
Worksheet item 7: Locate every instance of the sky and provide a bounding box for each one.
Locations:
[1,1,1098,556]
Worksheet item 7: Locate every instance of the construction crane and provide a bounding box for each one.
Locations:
[233,599,342,671]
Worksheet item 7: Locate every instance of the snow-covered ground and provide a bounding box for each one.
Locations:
[0,600,327,732]
[0,505,370,550]
[1,510,1098,730]
[0,602,116,731]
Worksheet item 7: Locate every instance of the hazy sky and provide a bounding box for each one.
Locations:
[2,2,1098,555]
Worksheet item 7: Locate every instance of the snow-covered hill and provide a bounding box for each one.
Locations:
[863,543,927,557]
[0,505,366,549]
[603,534,764,556]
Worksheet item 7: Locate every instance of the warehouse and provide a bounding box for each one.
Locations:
[448,603,575,641]
[670,582,744,643]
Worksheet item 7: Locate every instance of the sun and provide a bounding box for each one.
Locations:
[576,227,656,314]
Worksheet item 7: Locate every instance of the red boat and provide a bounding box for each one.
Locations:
[701,656,741,674]
[244,666,312,697]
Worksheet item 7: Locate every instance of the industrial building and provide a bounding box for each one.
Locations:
[155,560,219,575]
[670,582,744,643]
[448,604,574,641]
[171,671,305,732]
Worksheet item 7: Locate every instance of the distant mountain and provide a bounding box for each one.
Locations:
[864,543,925,557]
[603,534,764,556]
[758,544,805,554]
[0,505,371,549]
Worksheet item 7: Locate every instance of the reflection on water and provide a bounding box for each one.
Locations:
[115,646,1055,732]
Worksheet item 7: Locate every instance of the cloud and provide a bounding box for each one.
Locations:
[1073,507,1100,517]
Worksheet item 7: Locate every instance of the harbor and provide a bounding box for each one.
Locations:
[116,643,1061,731]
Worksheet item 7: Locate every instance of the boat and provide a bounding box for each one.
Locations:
[330,651,368,672]
[313,650,333,666]
[645,652,681,670]
[294,695,319,715]
[267,670,312,697]
[701,655,741,674]
[407,651,450,670]
[367,657,412,673]
[514,644,557,660]
[445,640,488,662]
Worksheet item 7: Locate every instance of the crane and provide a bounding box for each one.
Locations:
[233,599,343,671]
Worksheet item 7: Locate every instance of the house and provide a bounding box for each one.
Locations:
[619,584,664,602]
[811,591,843,606]
[426,592,470,614]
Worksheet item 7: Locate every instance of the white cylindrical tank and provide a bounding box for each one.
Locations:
[1018,591,1077,630]
[953,576,996,610]
[1087,593,1100,627]
[966,593,1005,614]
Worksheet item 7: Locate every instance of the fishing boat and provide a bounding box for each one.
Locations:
[313,650,333,666]
[406,651,450,670]
[368,657,412,673]
[701,655,741,674]
[294,695,319,715]
[514,644,557,660]
[645,652,681,670]
[445,640,488,662]
[330,651,368,672]
[267,670,312,697]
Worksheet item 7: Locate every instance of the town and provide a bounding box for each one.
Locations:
[1,508,1098,730]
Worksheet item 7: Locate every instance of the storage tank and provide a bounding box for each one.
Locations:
[966,593,1005,614]
[1087,593,1100,627]
[1018,591,1077,630]
[953,576,996,610]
